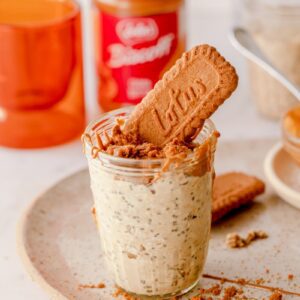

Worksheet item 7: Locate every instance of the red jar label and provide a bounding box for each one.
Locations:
[98,11,179,105]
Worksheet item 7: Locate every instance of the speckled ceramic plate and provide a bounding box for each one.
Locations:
[17,140,300,300]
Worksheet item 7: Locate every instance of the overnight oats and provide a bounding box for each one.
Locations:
[82,107,218,297]
[82,44,238,298]
[237,0,300,119]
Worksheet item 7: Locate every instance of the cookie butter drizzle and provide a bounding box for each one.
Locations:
[202,274,300,297]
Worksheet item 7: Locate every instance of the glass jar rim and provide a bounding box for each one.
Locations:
[94,0,184,15]
[241,0,300,16]
[0,0,80,29]
[83,106,217,172]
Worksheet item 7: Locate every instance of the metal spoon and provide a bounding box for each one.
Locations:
[229,27,300,100]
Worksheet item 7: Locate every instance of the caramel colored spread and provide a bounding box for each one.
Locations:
[283,106,300,138]
[82,120,219,183]
[84,120,199,160]
[95,0,183,17]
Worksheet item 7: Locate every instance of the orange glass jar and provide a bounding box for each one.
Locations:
[94,0,186,112]
[0,0,85,148]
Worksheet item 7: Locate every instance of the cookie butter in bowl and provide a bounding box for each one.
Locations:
[82,45,238,298]
[282,106,300,164]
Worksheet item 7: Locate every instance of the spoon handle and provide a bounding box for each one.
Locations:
[229,27,300,101]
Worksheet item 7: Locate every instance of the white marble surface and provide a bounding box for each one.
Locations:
[0,0,280,299]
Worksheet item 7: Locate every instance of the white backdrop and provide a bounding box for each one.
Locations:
[0,2,280,300]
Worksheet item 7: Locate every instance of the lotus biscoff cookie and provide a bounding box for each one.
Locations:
[212,172,265,223]
[124,44,238,146]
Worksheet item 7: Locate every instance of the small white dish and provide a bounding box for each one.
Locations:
[264,143,300,209]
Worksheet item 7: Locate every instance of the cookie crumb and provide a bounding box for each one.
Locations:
[236,278,247,285]
[223,286,238,299]
[255,278,265,285]
[113,287,138,299]
[226,230,268,248]
[197,284,221,296]
[194,284,242,300]
[208,284,222,296]
[288,274,294,280]
[269,291,282,300]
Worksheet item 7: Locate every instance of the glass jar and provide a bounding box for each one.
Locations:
[93,0,186,112]
[0,0,85,148]
[83,107,217,298]
[235,0,300,119]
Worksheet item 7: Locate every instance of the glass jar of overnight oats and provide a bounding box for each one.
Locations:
[235,0,300,119]
[83,107,217,298]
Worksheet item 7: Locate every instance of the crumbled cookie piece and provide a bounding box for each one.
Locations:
[236,278,247,285]
[223,286,238,299]
[83,122,198,160]
[269,291,282,300]
[255,278,265,285]
[226,230,268,248]
[113,287,139,299]
[195,283,245,300]
[288,274,294,280]
[197,284,221,297]
[226,233,247,248]
[207,284,222,296]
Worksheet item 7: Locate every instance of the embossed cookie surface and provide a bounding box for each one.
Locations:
[124,44,238,146]
[212,172,265,223]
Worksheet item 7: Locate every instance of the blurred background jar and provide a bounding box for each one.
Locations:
[0,0,85,148]
[94,0,186,112]
[235,0,300,120]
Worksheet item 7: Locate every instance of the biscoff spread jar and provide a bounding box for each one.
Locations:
[94,0,186,111]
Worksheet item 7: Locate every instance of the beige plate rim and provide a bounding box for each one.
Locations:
[16,171,87,300]
[264,143,300,209]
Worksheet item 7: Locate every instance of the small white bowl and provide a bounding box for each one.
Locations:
[264,143,300,209]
